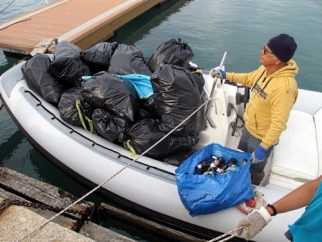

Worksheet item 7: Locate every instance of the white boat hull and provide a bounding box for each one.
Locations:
[1,60,313,241]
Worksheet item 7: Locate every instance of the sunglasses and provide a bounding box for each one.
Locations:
[263,46,273,55]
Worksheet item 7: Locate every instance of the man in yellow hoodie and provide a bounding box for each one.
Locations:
[214,34,298,185]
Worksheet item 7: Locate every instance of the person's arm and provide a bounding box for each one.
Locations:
[237,176,322,240]
[225,71,256,87]
[266,175,322,215]
[225,65,266,87]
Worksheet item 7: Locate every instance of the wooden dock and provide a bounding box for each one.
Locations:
[0,0,166,56]
[0,167,206,242]
[0,167,135,241]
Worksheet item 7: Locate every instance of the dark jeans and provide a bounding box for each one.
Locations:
[237,127,274,173]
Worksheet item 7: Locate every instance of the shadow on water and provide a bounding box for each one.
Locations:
[113,0,194,46]
[0,108,26,166]
[0,49,17,76]
[0,129,25,164]
[0,49,8,67]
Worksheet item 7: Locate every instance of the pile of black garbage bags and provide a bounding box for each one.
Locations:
[21,38,207,159]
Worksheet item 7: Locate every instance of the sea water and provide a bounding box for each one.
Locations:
[0,0,322,241]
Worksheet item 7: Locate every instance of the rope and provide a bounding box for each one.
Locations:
[207,227,242,242]
[17,96,216,242]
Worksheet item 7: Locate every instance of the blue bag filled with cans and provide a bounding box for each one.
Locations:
[175,143,254,217]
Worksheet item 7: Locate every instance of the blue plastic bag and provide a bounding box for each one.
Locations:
[175,143,254,217]
[114,74,153,99]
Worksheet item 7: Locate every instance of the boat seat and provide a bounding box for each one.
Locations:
[269,108,322,189]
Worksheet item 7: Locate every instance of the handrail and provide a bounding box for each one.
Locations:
[205,52,227,128]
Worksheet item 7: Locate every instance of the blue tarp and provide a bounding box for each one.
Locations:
[175,143,254,217]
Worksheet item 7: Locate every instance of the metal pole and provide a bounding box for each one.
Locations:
[205,52,227,128]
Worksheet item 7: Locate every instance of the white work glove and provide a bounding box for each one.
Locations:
[210,69,226,79]
[237,207,272,240]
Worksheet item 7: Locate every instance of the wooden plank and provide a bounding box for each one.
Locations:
[0,0,70,30]
[98,203,207,242]
[0,167,94,221]
[0,198,95,242]
[0,0,166,55]
[79,221,135,242]
[30,38,58,56]
[0,191,78,230]
[0,36,44,53]
[0,27,65,36]
[0,99,3,110]
[0,0,128,53]
[69,0,163,49]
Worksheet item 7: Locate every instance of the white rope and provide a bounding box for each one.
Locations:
[218,234,238,242]
[17,96,216,241]
[207,227,242,242]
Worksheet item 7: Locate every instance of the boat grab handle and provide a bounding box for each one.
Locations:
[205,52,227,128]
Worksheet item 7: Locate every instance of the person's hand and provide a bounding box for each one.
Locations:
[237,207,272,240]
[252,145,267,164]
[211,69,226,79]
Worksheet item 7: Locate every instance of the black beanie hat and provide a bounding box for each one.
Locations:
[267,34,297,62]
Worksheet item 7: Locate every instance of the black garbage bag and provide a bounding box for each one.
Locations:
[81,42,118,73]
[21,53,69,104]
[151,64,206,136]
[147,38,194,73]
[138,95,160,119]
[124,118,199,159]
[92,108,130,143]
[82,71,139,123]
[50,41,91,86]
[136,108,153,120]
[58,87,94,131]
[108,44,151,76]
[189,67,207,107]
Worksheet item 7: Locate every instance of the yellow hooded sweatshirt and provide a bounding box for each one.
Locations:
[226,59,298,149]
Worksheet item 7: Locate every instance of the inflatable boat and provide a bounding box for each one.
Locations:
[1,48,321,241]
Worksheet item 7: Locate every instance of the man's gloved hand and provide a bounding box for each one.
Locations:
[237,207,272,241]
[211,69,226,79]
[252,145,267,164]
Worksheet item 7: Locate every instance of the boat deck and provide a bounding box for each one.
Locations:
[0,0,165,55]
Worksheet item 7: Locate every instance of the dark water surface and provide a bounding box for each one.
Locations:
[1,0,322,241]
